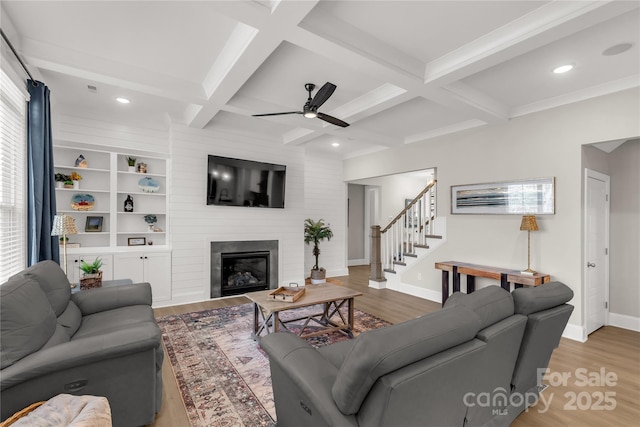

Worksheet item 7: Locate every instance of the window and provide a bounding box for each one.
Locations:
[0,68,27,283]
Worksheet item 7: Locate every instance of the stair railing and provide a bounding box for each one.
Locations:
[370,180,437,281]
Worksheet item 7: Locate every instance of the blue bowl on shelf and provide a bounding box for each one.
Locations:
[138,177,160,193]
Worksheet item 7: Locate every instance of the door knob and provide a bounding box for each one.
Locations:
[587,262,596,268]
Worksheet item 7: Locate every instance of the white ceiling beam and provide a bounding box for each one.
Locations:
[511,74,640,118]
[185,1,320,129]
[405,119,486,145]
[424,1,638,87]
[327,83,408,124]
[202,0,272,29]
[299,6,425,79]
[435,82,510,123]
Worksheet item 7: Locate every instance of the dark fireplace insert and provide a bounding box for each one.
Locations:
[220,251,270,296]
[211,240,278,298]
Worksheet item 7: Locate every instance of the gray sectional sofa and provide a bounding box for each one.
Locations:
[260,281,574,427]
[0,260,164,427]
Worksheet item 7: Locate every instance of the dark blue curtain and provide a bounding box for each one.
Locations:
[27,79,59,266]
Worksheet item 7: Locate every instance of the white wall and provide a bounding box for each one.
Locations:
[343,89,640,335]
[608,140,640,319]
[304,152,349,279]
[347,184,365,262]
[351,172,432,228]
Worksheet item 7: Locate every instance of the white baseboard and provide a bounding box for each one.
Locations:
[609,312,640,332]
[369,279,387,289]
[154,290,207,309]
[348,259,367,266]
[397,282,442,303]
[328,267,350,278]
[562,323,586,342]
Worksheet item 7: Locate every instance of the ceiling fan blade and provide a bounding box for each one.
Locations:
[317,112,349,128]
[309,82,336,110]
[252,111,302,117]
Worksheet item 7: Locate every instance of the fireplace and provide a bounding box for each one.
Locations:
[221,251,269,296]
[211,240,278,298]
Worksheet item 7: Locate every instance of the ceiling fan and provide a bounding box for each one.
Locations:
[252,82,350,127]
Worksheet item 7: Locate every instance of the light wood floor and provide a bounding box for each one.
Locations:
[151,265,639,426]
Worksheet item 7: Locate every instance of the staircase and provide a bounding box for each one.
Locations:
[369,180,446,298]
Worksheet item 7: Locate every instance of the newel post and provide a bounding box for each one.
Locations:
[369,225,385,285]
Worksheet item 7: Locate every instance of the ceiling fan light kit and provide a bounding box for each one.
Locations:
[253,82,349,127]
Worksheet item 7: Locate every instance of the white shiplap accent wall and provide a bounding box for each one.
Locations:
[52,114,350,306]
[304,152,349,278]
[169,124,308,304]
[53,114,170,154]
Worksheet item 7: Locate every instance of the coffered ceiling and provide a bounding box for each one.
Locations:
[2,1,638,158]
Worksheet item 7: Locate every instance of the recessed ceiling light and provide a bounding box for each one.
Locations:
[602,43,633,56]
[553,64,573,74]
[332,142,340,147]
[116,97,130,104]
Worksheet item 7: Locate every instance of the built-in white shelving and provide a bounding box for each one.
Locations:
[53,144,169,250]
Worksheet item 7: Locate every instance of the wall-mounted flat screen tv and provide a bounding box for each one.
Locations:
[207,155,286,208]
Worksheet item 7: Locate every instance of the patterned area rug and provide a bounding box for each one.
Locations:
[157,302,390,427]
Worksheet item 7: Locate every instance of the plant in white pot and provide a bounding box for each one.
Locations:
[126,156,137,172]
[304,218,333,284]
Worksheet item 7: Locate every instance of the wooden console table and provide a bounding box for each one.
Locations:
[435,261,551,305]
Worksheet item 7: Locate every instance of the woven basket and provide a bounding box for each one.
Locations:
[0,401,45,426]
[80,271,103,290]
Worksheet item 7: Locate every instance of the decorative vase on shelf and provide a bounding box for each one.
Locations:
[56,182,64,189]
[72,180,80,190]
[124,195,134,213]
[128,166,136,173]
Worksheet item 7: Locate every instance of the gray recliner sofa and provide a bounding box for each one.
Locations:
[260,281,573,427]
[0,260,164,427]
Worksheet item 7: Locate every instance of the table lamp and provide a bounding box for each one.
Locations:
[520,215,539,274]
[51,214,78,276]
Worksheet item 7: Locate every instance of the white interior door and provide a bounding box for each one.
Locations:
[585,169,610,336]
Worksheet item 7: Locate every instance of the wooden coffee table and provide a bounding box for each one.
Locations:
[246,283,363,340]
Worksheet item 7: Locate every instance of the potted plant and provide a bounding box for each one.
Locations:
[55,173,70,188]
[304,218,333,284]
[126,156,137,172]
[144,214,158,231]
[79,257,103,289]
[70,171,82,189]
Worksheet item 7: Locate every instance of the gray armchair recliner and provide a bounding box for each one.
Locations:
[0,260,164,427]
[260,282,574,427]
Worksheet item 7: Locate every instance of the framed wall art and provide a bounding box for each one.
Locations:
[85,216,103,232]
[451,177,555,215]
[128,237,146,246]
